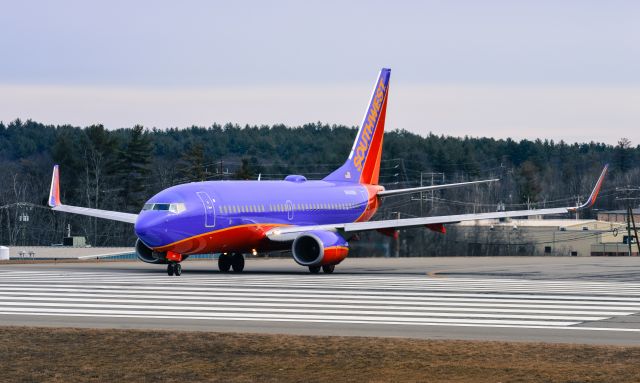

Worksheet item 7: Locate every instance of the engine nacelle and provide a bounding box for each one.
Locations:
[292,231,349,267]
[135,239,167,264]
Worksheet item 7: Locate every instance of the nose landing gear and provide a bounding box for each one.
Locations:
[166,251,183,277]
[167,263,182,276]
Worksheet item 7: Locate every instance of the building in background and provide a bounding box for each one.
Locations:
[455,219,626,257]
[598,207,640,224]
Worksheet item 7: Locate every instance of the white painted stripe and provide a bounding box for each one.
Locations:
[2,284,640,302]
[5,271,640,289]
[2,271,634,287]
[7,274,640,289]
[8,279,640,295]
[0,302,605,321]
[0,291,636,311]
[3,272,640,292]
[0,296,630,316]
[0,307,581,326]
[4,311,640,332]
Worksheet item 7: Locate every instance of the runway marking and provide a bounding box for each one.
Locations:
[0,293,637,312]
[4,274,640,295]
[1,311,640,333]
[3,283,640,303]
[0,300,620,320]
[0,270,638,332]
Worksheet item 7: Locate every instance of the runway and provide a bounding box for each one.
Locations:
[1,258,639,345]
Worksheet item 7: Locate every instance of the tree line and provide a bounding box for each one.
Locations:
[0,119,638,254]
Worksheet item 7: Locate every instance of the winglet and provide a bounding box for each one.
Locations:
[570,164,608,211]
[48,165,61,207]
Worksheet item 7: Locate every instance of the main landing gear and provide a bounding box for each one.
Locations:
[218,253,244,273]
[308,265,335,274]
[167,263,182,276]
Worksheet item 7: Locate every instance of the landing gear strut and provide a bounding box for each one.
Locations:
[322,265,335,274]
[309,265,336,274]
[218,253,244,273]
[166,251,183,277]
[167,263,182,276]
[231,253,244,272]
[218,254,231,272]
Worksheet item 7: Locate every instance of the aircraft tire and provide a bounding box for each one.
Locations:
[309,266,321,274]
[322,265,335,274]
[231,253,244,272]
[174,263,182,276]
[218,254,231,272]
[167,263,174,276]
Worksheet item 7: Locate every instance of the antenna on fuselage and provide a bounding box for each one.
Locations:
[258,173,262,181]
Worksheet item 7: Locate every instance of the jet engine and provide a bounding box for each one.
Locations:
[292,231,349,266]
[135,238,167,264]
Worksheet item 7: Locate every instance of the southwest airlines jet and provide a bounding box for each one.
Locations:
[48,68,608,276]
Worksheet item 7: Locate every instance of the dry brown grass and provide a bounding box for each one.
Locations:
[0,326,638,383]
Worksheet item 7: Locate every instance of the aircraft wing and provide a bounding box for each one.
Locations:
[267,164,608,241]
[377,178,499,198]
[48,165,138,224]
[77,250,135,260]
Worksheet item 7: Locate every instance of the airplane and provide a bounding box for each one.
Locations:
[47,68,609,276]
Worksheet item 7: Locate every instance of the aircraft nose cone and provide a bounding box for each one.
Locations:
[134,214,167,247]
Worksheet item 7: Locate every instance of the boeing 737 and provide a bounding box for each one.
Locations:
[47,68,608,275]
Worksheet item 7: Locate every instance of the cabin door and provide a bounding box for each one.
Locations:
[196,191,216,228]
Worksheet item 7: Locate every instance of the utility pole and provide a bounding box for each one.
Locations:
[395,211,401,258]
[630,206,640,256]
[418,172,444,215]
[616,187,640,256]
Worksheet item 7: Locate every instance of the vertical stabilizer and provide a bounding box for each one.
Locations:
[324,68,391,184]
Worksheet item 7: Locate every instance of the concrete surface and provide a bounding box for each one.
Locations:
[0,256,639,345]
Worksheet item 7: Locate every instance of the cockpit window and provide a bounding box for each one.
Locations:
[141,203,186,214]
[154,203,171,211]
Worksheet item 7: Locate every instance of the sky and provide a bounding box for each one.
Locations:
[0,0,638,144]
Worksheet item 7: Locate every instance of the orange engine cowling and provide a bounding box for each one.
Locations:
[292,231,349,267]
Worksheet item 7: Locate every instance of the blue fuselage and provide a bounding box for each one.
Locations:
[134,178,378,253]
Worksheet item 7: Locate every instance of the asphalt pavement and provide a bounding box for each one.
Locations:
[0,256,639,345]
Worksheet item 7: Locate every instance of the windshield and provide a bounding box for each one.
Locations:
[141,203,186,213]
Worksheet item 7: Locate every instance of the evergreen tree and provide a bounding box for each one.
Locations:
[614,137,632,172]
[118,125,153,211]
[179,143,208,181]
